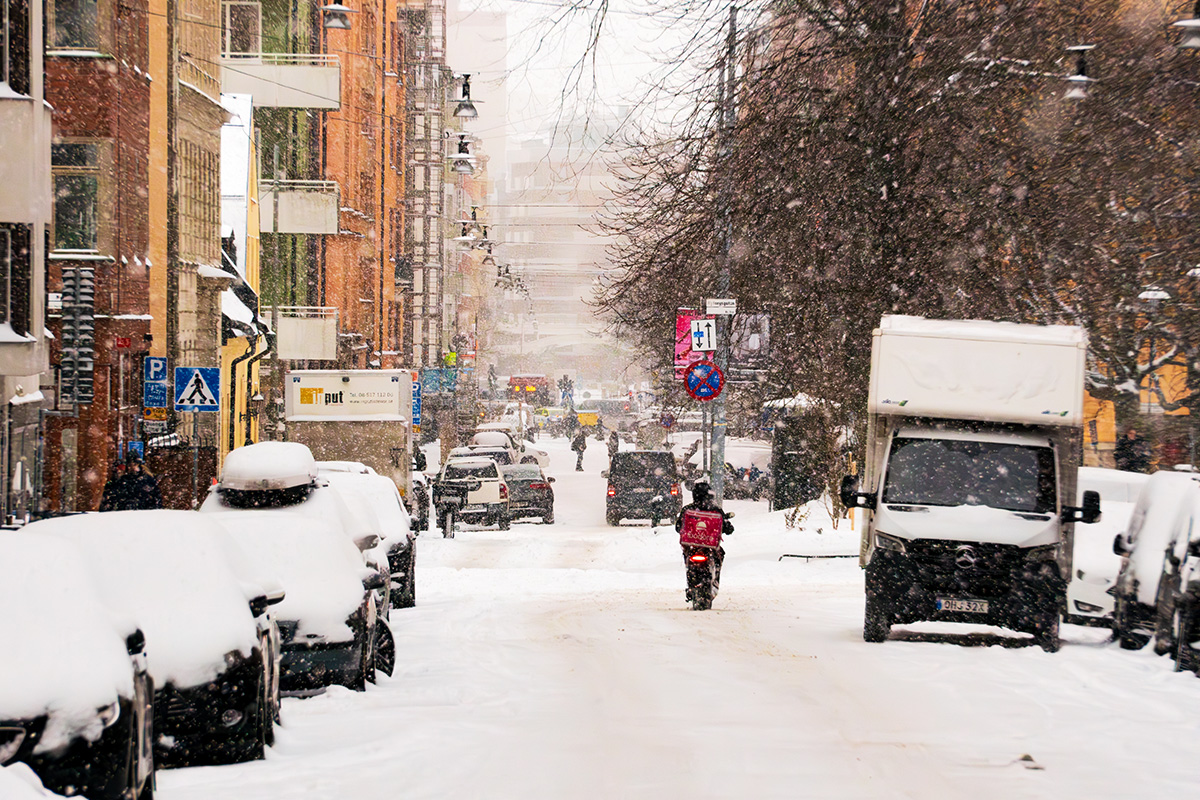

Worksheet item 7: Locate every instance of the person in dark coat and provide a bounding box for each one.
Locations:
[571,428,588,471]
[675,480,734,591]
[607,430,620,463]
[99,451,163,511]
[1113,427,1153,473]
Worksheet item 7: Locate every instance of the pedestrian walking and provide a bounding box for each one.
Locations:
[607,430,620,463]
[99,451,163,511]
[572,428,588,471]
[1114,427,1153,473]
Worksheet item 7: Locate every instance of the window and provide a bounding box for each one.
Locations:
[0,223,32,334]
[222,1,260,56]
[1,0,31,94]
[882,438,1057,513]
[50,0,99,50]
[52,142,101,251]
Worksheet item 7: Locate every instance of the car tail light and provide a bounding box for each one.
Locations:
[500,483,508,500]
[529,482,549,490]
[689,553,709,563]
[607,485,616,497]
[670,483,680,496]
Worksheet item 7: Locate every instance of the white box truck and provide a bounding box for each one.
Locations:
[841,316,1101,651]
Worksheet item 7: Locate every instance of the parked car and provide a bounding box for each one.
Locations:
[474,422,550,467]
[603,450,682,526]
[202,442,391,687]
[0,532,154,800]
[204,443,395,623]
[1067,467,1150,625]
[450,445,514,466]
[436,457,509,529]
[208,510,385,693]
[320,466,417,609]
[27,511,274,768]
[1165,488,1200,672]
[1112,471,1200,649]
[501,464,556,524]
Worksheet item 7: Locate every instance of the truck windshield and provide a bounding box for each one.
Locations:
[882,438,1056,513]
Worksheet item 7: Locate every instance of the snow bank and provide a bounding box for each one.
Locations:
[207,510,367,642]
[25,511,260,689]
[0,764,69,799]
[0,533,134,751]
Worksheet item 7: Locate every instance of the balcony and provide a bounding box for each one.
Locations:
[219,53,341,110]
[0,96,51,223]
[259,181,340,235]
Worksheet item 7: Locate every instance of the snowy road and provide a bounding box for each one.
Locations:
[160,437,1200,799]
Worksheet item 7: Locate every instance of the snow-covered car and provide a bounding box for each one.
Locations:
[27,511,273,767]
[207,510,384,692]
[473,424,550,468]
[205,443,393,615]
[436,457,509,529]
[450,445,515,466]
[1066,467,1150,624]
[500,464,555,524]
[319,467,417,609]
[1,763,74,800]
[1112,471,1200,649]
[0,532,154,800]
[1164,488,1200,671]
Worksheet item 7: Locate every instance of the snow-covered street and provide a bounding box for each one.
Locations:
[157,437,1200,799]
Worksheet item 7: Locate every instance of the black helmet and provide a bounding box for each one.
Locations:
[692,480,711,500]
[125,450,143,465]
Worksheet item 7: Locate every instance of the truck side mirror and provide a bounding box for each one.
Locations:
[1189,539,1200,559]
[1080,490,1101,525]
[1114,533,1131,556]
[839,475,877,510]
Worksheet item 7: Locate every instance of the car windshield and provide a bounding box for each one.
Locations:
[882,437,1056,513]
[610,453,675,481]
[445,463,497,479]
[503,466,541,481]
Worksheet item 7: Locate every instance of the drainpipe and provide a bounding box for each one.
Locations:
[243,321,274,444]
[228,330,259,452]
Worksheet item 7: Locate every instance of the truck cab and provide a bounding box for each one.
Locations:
[844,316,1100,651]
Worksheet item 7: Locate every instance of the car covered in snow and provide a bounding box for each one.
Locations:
[1112,470,1200,650]
[26,511,274,767]
[207,510,386,692]
[472,423,550,468]
[319,465,417,609]
[1066,467,1150,624]
[0,532,154,800]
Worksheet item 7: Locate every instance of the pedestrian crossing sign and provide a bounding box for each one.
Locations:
[174,367,221,412]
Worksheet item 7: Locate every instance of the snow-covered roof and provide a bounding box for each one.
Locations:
[25,511,261,689]
[0,532,134,751]
[222,289,256,330]
[879,315,1086,346]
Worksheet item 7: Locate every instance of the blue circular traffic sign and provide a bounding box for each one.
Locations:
[684,361,725,402]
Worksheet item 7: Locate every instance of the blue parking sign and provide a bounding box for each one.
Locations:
[144,357,168,384]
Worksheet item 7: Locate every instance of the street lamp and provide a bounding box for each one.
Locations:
[448,134,475,175]
[1139,285,1173,414]
[1174,1,1200,49]
[1064,45,1096,101]
[454,74,479,119]
[320,3,356,29]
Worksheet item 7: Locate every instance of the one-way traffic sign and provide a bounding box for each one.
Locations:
[175,367,221,412]
[690,318,716,352]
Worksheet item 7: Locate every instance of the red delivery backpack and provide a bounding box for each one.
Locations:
[679,509,724,548]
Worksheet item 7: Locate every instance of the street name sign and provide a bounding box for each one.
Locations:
[706,298,737,316]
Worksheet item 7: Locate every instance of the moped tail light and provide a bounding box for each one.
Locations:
[689,553,709,563]
[670,483,680,496]
[607,485,616,497]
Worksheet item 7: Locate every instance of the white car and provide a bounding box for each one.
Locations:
[319,467,417,609]
[1067,467,1150,624]
[436,457,510,529]
[473,424,550,468]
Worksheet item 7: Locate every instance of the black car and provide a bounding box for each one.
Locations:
[501,464,556,524]
[604,450,682,526]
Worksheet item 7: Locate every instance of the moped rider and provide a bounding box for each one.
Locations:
[675,480,733,587]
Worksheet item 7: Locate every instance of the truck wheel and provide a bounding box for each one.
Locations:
[1032,602,1061,653]
[863,585,891,643]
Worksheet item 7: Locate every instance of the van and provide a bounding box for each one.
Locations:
[604,451,682,526]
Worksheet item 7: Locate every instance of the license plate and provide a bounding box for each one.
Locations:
[936,597,989,614]
[632,487,653,493]
[463,504,485,512]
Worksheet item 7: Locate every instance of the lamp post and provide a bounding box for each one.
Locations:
[1139,286,1172,415]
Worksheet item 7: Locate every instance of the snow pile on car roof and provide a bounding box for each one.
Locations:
[206,511,367,642]
[25,511,260,689]
[1122,471,1200,604]
[220,441,317,490]
[320,471,411,549]
[0,532,134,751]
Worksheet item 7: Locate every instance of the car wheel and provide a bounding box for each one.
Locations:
[374,622,396,678]
[606,511,620,526]
[395,548,416,609]
[1154,574,1179,656]
[440,509,455,538]
[350,631,375,691]
[543,511,554,525]
[1114,595,1150,650]
[1174,602,1199,673]
[498,513,510,531]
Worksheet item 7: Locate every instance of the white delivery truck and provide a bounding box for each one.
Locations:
[840,316,1101,651]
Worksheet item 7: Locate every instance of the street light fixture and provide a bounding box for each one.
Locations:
[1064,45,1096,101]
[320,3,356,29]
[1138,285,1173,414]
[448,133,475,175]
[1174,1,1200,49]
[454,74,479,119]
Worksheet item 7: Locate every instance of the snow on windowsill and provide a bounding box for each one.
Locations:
[49,251,115,262]
[45,49,113,59]
[9,390,44,406]
[0,324,35,344]
[0,83,31,100]
[197,265,235,280]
